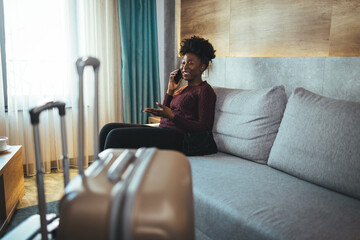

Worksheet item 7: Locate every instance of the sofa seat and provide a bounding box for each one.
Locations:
[189,152,360,240]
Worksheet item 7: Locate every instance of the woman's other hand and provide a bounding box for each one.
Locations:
[144,102,175,120]
[167,69,182,96]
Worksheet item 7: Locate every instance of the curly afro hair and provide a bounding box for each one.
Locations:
[179,36,216,69]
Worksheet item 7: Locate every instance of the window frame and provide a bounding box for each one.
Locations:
[0,0,8,111]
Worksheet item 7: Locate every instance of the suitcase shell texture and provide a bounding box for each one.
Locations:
[57,148,194,240]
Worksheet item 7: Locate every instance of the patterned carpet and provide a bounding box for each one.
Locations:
[18,169,78,209]
[3,169,78,236]
[5,200,59,234]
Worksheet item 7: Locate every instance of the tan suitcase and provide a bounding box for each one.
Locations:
[56,57,195,239]
[57,147,194,240]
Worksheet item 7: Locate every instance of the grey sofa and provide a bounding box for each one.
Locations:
[188,86,360,240]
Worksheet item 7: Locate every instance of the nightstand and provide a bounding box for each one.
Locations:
[0,146,25,236]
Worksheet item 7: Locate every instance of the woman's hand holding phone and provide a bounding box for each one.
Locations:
[173,68,182,84]
[144,68,181,119]
[167,69,182,96]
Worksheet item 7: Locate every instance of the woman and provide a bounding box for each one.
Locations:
[99,36,217,155]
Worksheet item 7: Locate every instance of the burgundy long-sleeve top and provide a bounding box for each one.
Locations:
[159,81,216,133]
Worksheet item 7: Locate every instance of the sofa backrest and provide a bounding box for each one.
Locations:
[268,87,360,200]
[212,86,287,164]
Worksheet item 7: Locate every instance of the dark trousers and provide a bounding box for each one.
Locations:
[99,123,184,153]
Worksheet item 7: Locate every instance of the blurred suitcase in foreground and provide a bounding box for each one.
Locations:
[56,57,195,240]
[58,147,194,240]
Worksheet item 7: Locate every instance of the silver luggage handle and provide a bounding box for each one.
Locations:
[29,101,69,240]
[107,148,150,183]
[76,57,100,175]
[107,150,136,182]
[30,101,66,124]
[76,57,100,73]
[29,101,70,185]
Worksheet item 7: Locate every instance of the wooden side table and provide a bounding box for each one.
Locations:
[0,145,25,236]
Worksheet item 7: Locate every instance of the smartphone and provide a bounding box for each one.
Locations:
[174,69,182,84]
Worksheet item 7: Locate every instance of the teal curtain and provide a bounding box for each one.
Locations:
[119,0,160,124]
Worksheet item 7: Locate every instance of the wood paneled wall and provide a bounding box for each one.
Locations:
[180,0,360,57]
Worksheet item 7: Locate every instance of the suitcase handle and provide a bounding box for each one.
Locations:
[76,57,100,74]
[29,100,70,185]
[29,101,66,124]
[107,150,136,182]
[76,57,100,175]
[29,101,69,240]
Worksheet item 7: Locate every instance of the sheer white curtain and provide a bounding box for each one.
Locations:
[77,0,123,144]
[0,0,122,176]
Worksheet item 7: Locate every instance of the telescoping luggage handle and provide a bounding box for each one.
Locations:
[76,57,100,175]
[29,101,69,240]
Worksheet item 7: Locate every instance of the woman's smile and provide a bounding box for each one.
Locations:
[182,70,191,79]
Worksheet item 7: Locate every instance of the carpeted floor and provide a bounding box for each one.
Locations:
[5,200,59,234]
[18,169,78,209]
[3,169,78,236]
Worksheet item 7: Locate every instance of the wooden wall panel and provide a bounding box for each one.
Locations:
[329,0,360,56]
[230,0,332,57]
[180,0,360,57]
[181,0,230,56]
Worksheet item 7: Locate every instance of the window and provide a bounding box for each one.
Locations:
[1,0,79,110]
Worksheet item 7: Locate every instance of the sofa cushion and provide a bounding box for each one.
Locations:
[268,87,360,200]
[189,153,360,240]
[213,86,287,164]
